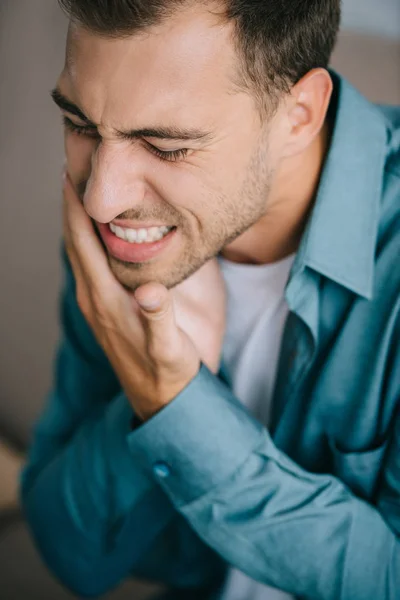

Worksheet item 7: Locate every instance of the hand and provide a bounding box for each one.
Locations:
[63,172,226,421]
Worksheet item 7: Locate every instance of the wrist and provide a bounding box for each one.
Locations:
[128,359,202,423]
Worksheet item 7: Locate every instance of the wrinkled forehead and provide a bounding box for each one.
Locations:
[61,8,240,130]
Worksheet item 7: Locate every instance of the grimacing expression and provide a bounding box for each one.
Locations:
[57,7,285,291]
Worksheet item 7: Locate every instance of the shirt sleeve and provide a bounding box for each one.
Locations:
[20,247,223,597]
[128,362,400,600]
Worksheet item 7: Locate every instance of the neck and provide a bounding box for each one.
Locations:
[221,118,331,265]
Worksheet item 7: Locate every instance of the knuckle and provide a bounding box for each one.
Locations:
[91,296,111,327]
[90,288,119,331]
[76,287,90,317]
[90,288,106,316]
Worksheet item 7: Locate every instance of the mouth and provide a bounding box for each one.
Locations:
[110,222,174,244]
[96,222,178,263]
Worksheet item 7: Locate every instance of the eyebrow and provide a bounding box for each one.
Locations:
[51,88,94,125]
[50,88,213,142]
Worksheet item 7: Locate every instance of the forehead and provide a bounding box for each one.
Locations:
[61,7,240,129]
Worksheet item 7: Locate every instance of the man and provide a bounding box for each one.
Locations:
[21,1,400,599]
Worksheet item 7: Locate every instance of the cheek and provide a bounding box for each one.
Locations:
[64,133,96,186]
[153,167,216,228]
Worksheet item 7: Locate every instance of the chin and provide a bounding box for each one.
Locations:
[107,240,217,292]
[108,255,189,292]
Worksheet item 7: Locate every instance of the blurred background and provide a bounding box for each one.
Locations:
[0,1,399,598]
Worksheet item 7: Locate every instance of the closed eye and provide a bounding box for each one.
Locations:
[62,116,99,138]
[62,116,188,162]
[144,142,189,162]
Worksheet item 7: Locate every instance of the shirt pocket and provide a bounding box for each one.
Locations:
[329,439,389,501]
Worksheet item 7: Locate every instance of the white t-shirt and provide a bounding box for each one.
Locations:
[218,252,296,600]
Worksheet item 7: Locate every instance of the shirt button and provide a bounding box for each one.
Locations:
[153,461,171,478]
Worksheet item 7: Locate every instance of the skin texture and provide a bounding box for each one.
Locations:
[58,6,332,290]
[63,172,226,419]
[58,5,333,417]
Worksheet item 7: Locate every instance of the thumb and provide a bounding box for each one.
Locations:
[134,283,180,356]
[134,283,169,315]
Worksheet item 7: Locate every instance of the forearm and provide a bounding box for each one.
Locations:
[21,393,175,597]
[128,364,400,600]
[21,249,223,596]
[179,442,399,600]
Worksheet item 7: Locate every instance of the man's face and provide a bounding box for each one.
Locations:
[56,6,285,290]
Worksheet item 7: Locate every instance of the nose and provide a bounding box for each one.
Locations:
[83,141,147,223]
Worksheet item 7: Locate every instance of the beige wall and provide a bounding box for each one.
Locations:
[0,1,66,442]
[0,1,399,444]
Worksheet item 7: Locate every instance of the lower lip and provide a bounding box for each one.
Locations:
[97,223,177,263]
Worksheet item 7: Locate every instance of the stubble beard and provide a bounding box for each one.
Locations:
[106,138,273,292]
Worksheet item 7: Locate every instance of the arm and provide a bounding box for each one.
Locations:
[128,363,400,600]
[21,249,223,597]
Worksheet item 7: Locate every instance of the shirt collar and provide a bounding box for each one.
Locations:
[291,70,388,300]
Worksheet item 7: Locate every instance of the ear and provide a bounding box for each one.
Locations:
[281,68,333,158]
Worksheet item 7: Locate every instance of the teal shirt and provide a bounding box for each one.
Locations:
[21,71,400,599]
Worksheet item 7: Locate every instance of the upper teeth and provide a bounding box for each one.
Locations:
[109,223,172,243]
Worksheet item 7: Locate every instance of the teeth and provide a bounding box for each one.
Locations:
[137,228,147,243]
[125,229,137,243]
[149,227,163,241]
[109,223,172,243]
[115,226,125,239]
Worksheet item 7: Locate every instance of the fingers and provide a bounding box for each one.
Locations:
[134,283,183,364]
[62,170,196,374]
[62,171,117,294]
[65,238,92,318]
[62,179,90,313]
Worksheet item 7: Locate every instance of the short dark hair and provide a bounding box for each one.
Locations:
[58,0,341,112]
